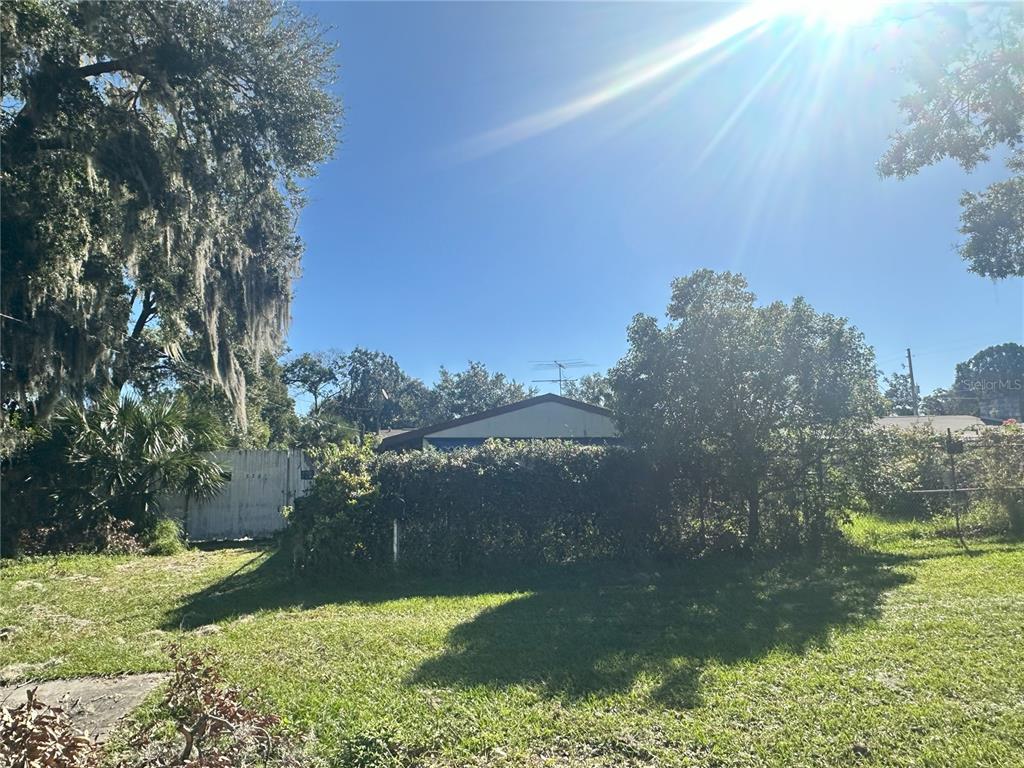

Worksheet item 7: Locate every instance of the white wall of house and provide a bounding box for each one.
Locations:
[427,400,619,439]
[164,449,313,540]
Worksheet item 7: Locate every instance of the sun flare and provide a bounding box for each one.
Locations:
[770,0,889,29]
[457,0,893,160]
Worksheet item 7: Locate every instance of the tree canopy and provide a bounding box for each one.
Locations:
[610,270,880,549]
[327,348,431,434]
[282,351,536,434]
[919,386,965,416]
[879,4,1023,278]
[954,342,1024,419]
[562,372,613,409]
[882,370,917,416]
[424,361,536,424]
[1,0,341,424]
[282,352,338,414]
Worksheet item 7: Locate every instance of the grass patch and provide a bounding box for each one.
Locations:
[2,517,1023,766]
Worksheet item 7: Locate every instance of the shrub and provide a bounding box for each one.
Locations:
[289,423,1022,575]
[959,423,1024,538]
[373,440,651,570]
[145,519,187,556]
[11,515,145,557]
[286,440,655,574]
[855,426,949,520]
[1,391,226,557]
[857,423,1024,538]
[289,438,873,575]
[97,518,147,555]
[285,440,379,574]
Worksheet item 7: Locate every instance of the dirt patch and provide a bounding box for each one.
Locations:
[11,579,45,591]
[0,672,168,741]
[0,657,65,684]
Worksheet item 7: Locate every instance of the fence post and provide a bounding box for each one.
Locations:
[393,519,400,564]
[946,428,967,550]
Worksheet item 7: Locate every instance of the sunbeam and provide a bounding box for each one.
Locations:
[458,4,780,160]
[454,0,893,162]
[693,27,807,167]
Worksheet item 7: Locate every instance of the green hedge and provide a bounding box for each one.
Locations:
[286,424,1024,575]
[287,440,656,573]
[373,440,653,569]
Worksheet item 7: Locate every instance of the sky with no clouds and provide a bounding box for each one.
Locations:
[287,1,1022,407]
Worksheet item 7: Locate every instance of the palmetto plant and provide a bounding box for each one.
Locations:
[49,390,227,532]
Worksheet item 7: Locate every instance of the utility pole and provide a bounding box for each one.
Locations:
[906,347,919,416]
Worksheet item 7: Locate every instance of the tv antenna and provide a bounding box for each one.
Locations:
[530,359,594,396]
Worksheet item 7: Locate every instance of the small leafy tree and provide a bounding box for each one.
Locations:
[283,351,340,414]
[285,440,378,572]
[882,370,917,416]
[611,271,879,551]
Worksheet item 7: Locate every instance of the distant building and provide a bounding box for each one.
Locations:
[377,393,621,452]
[873,415,991,437]
[974,387,1023,423]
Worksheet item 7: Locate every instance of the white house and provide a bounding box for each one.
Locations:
[377,394,621,452]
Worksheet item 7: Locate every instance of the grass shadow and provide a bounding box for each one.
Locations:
[164,544,911,708]
[408,547,912,708]
[163,549,618,629]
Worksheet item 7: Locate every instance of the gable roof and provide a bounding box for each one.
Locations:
[376,428,413,440]
[378,393,613,451]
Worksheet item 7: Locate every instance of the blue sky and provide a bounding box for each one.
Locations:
[288,1,1022,401]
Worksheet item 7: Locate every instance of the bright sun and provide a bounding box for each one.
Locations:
[771,0,888,29]
[461,0,894,159]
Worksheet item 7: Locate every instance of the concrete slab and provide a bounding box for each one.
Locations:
[0,672,168,741]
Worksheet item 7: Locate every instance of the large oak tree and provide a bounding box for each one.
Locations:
[1,0,341,424]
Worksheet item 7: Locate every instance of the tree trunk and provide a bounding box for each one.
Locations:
[808,461,826,556]
[111,291,159,391]
[746,491,760,551]
[698,484,708,551]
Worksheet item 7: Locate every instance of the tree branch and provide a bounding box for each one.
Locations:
[73,54,148,80]
[129,290,158,340]
[1,53,151,166]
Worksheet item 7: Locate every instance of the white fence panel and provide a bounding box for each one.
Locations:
[165,449,314,540]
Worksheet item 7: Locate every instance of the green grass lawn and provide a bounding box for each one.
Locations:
[2,517,1023,767]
